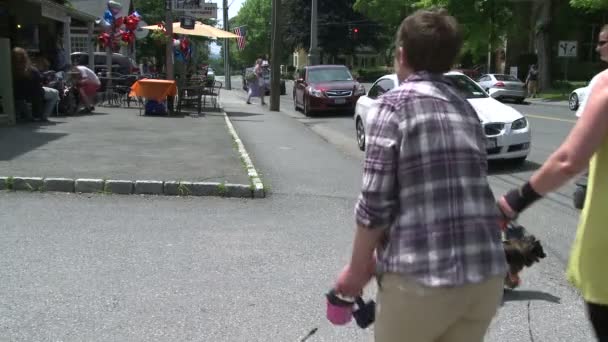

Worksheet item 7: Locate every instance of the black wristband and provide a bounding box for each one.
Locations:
[504,181,542,213]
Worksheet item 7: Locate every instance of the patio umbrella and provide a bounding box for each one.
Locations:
[141,21,238,38]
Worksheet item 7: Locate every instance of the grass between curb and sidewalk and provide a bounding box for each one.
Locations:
[0,111,265,199]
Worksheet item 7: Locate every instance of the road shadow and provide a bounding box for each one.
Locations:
[0,124,68,161]
[307,111,353,119]
[502,289,561,304]
[488,159,542,175]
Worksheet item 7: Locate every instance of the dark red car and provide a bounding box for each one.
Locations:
[293,65,366,116]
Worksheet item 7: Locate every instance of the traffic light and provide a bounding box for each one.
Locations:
[353,27,359,41]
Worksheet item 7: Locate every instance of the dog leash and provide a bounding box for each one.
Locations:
[299,327,318,341]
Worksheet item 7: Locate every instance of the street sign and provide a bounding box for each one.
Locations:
[172,1,217,19]
[558,40,577,57]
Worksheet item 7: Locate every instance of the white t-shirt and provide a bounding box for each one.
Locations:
[76,66,101,86]
[576,73,603,118]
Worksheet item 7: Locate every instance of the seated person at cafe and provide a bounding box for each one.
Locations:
[70,64,101,113]
[11,47,57,122]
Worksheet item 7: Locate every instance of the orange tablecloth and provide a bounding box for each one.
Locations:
[129,79,177,101]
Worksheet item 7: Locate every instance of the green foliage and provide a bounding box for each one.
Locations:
[135,0,214,69]
[570,0,608,9]
[282,0,389,59]
[231,0,273,66]
[353,0,514,62]
[355,67,392,82]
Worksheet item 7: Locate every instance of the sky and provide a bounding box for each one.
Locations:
[210,0,245,56]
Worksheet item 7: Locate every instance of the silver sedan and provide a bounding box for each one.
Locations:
[477,74,527,103]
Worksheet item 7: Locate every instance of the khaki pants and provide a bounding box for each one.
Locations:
[375,274,503,342]
[527,80,538,97]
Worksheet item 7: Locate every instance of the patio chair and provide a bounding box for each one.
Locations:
[203,80,222,109]
[176,82,205,115]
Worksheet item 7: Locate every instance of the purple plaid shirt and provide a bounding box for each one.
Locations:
[355,71,507,287]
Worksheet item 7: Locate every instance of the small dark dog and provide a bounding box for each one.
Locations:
[502,223,546,289]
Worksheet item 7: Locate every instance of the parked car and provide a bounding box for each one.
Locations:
[293,64,366,116]
[569,85,589,111]
[354,72,531,164]
[70,52,139,75]
[477,74,527,103]
[242,67,286,95]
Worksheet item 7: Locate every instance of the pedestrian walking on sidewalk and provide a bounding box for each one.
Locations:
[498,24,608,342]
[334,8,506,342]
[526,64,539,98]
[246,58,266,105]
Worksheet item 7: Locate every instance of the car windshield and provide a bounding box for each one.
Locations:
[308,68,353,83]
[446,74,488,99]
[493,74,520,82]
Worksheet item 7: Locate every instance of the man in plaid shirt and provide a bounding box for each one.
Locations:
[335,9,506,342]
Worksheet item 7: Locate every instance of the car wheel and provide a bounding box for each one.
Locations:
[573,186,586,210]
[356,118,366,151]
[303,97,311,116]
[516,98,525,104]
[569,93,579,111]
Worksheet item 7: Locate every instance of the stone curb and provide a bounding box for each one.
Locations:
[44,178,75,193]
[0,177,256,198]
[75,178,105,193]
[105,180,134,195]
[14,177,44,191]
[135,180,164,195]
[0,177,8,190]
[223,110,266,198]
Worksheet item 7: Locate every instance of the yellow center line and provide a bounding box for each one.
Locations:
[525,114,577,123]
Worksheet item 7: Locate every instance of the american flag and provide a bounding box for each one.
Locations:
[234,26,246,51]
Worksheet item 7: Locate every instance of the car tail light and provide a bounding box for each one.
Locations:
[495,82,505,87]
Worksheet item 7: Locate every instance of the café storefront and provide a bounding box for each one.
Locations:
[0,0,96,125]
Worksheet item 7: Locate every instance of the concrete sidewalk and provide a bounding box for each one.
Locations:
[0,106,259,197]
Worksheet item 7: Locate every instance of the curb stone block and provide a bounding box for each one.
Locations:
[135,180,164,195]
[0,177,7,190]
[225,183,253,198]
[75,179,104,193]
[163,181,180,196]
[105,180,133,194]
[14,177,44,191]
[44,178,75,192]
[178,182,194,196]
[164,181,193,196]
[253,182,265,198]
[190,182,221,196]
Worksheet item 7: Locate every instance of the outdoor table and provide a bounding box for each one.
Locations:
[129,79,177,101]
[129,79,177,115]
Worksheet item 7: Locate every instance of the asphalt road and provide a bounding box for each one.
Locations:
[0,76,593,341]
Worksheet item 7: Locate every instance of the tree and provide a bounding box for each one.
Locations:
[135,0,214,70]
[570,0,608,9]
[353,0,514,64]
[282,0,388,62]
[230,0,273,65]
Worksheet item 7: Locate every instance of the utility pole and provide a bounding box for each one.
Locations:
[165,0,174,80]
[270,0,281,111]
[307,0,319,65]
[223,0,232,90]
